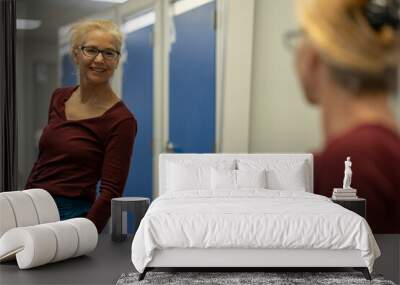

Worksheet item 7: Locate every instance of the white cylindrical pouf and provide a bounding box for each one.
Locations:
[1,192,39,227]
[0,218,97,269]
[0,196,17,238]
[0,226,57,269]
[24,189,60,223]
[66,218,98,257]
[42,221,79,263]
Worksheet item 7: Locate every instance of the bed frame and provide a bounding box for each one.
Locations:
[138,154,372,281]
[140,248,370,280]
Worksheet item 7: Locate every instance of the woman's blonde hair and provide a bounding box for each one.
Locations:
[69,19,123,58]
[297,0,399,92]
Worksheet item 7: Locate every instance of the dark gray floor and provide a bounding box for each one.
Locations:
[1,234,398,284]
[0,234,134,285]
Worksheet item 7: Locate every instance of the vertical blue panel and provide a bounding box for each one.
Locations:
[169,1,216,153]
[123,25,154,203]
[61,54,77,86]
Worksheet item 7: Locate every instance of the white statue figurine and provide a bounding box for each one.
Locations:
[342,157,353,189]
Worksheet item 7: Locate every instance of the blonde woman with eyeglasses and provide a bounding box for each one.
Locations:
[294,0,400,234]
[25,19,137,233]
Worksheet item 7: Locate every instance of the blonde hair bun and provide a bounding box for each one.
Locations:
[297,0,399,74]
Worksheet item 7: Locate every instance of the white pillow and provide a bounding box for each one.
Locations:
[238,159,309,191]
[211,169,267,190]
[167,162,210,191]
[211,168,236,190]
[268,166,307,191]
[237,169,267,188]
[166,159,235,192]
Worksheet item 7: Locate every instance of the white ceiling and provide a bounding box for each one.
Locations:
[16,0,121,43]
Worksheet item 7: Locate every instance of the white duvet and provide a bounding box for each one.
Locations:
[131,189,380,273]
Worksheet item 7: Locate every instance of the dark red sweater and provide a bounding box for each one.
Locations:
[314,124,400,234]
[25,86,137,232]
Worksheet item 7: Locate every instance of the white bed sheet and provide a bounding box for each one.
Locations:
[131,189,380,273]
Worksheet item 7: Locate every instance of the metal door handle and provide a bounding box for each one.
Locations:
[166,141,176,153]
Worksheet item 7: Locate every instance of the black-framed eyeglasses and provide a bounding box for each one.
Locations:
[283,29,305,52]
[80,46,120,60]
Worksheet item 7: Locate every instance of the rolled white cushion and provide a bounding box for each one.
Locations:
[0,189,59,239]
[0,191,39,227]
[0,218,98,269]
[65,218,98,257]
[0,226,57,269]
[0,196,17,238]
[42,221,79,262]
[23,189,60,223]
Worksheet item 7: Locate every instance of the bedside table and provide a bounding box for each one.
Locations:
[331,198,366,218]
[111,197,150,242]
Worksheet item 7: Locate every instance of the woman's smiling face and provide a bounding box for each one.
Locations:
[73,29,120,85]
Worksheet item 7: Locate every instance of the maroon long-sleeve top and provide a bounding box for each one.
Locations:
[314,124,400,234]
[26,86,137,232]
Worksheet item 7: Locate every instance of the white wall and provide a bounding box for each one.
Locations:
[249,0,322,153]
[219,0,255,153]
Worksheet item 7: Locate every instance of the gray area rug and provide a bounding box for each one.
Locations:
[116,272,396,285]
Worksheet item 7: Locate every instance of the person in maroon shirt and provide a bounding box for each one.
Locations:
[25,19,137,233]
[293,0,400,233]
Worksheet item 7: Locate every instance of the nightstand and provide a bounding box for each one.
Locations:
[331,198,366,218]
[111,197,150,242]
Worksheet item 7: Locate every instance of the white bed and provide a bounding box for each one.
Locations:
[131,154,380,280]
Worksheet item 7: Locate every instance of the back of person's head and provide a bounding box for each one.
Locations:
[297,0,400,94]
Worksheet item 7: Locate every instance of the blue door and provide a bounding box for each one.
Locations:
[169,0,216,153]
[122,13,154,202]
